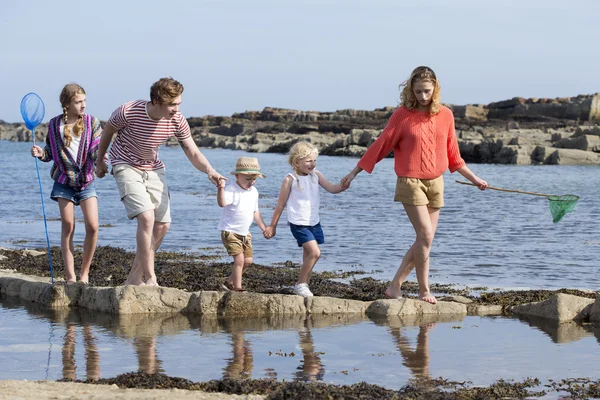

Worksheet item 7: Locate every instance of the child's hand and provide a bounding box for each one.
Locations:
[208,168,227,187]
[95,159,109,178]
[30,145,43,158]
[217,178,226,189]
[341,173,355,188]
[263,226,275,239]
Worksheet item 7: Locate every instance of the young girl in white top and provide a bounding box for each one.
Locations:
[264,142,347,297]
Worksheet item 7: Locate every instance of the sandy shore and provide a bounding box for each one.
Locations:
[0,380,264,400]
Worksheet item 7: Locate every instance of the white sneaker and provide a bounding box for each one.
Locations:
[293,283,313,297]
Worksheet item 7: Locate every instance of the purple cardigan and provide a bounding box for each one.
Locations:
[39,114,102,190]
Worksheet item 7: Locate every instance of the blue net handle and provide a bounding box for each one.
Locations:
[20,92,54,283]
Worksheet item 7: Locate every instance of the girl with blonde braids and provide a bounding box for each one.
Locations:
[264,141,347,297]
[31,84,103,284]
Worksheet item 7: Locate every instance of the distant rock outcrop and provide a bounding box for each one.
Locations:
[2,93,600,165]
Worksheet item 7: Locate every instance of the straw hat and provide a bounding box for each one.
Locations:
[230,157,266,178]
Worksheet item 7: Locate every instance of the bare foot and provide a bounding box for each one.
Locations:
[144,279,159,287]
[384,287,402,299]
[420,292,437,304]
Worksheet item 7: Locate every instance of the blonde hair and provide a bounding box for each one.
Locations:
[288,141,319,190]
[60,83,86,147]
[150,77,184,105]
[399,66,441,115]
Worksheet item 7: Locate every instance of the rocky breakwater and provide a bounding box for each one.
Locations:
[2,93,599,165]
[187,93,600,165]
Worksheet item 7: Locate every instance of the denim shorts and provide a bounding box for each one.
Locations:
[51,181,97,206]
[289,222,324,247]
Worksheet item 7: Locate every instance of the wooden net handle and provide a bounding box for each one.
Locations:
[455,180,551,197]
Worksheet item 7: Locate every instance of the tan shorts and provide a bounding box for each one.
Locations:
[394,176,444,208]
[221,231,253,258]
[112,164,171,222]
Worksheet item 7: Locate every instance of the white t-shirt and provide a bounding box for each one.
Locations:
[286,171,320,226]
[217,182,259,236]
[60,122,82,162]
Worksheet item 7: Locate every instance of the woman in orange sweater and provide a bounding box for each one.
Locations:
[341,66,487,304]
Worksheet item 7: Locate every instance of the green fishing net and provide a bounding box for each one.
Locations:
[547,195,579,223]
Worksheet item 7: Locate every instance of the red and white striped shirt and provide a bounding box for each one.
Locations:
[107,100,191,170]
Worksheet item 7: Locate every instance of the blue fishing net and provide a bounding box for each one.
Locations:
[20,92,45,131]
[21,91,54,283]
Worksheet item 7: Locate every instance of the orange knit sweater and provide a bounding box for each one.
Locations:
[357,105,465,179]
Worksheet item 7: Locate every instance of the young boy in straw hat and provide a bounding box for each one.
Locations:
[217,157,268,291]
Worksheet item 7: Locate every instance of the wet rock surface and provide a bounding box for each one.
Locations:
[0,246,597,308]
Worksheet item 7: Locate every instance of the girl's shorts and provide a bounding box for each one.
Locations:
[394,176,444,208]
[51,181,97,206]
[289,222,324,247]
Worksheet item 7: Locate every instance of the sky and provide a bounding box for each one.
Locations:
[1,0,599,123]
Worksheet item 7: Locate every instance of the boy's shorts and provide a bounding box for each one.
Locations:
[112,164,171,222]
[221,231,253,258]
[394,176,444,208]
[51,181,97,206]
[289,222,324,247]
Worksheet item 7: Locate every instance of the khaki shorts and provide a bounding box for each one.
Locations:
[113,164,171,222]
[394,176,444,208]
[221,231,253,258]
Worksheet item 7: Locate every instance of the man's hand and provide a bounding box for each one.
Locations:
[208,168,226,186]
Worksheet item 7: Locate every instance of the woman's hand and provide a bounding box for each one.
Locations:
[340,172,356,188]
[471,176,488,190]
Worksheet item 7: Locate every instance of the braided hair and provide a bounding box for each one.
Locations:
[60,84,86,147]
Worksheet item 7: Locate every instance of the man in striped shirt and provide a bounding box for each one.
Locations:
[95,77,224,286]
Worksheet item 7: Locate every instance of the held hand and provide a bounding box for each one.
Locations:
[263,226,276,239]
[471,176,488,190]
[30,145,42,158]
[217,177,226,189]
[208,169,226,186]
[95,159,109,178]
[340,173,355,189]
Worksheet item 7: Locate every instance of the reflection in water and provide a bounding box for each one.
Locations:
[133,336,164,375]
[222,321,254,379]
[5,294,599,389]
[377,314,466,381]
[389,323,433,379]
[516,315,596,344]
[295,320,325,382]
[220,316,327,381]
[62,323,100,381]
